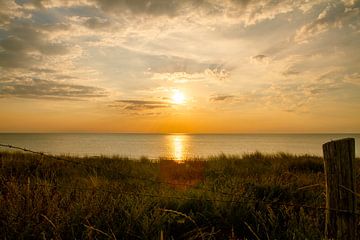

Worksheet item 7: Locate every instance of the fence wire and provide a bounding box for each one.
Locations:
[1,143,360,216]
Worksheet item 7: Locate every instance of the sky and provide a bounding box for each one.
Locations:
[0,0,359,133]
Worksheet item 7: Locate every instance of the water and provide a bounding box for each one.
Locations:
[0,133,359,160]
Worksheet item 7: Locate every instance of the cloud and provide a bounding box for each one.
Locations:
[205,67,230,82]
[208,68,352,112]
[342,0,358,7]
[343,73,360,85]
[0,23,69,54]
[264,83,317,112]
[84,16,111,29]
[0,78,107,99]
[146,55,218,74]
[150,66,230,83]
[210,94,236,102]
[110,99,171,114]
[294,1,360,43]
[88,0,324,27]
[0,52,35,68]
[251,54,270,64]
[262,70,348,112]
[0,16,92,98]
[0,1,25,26]
[12,0,92,9]
[315,70,360,89]
[91,0,191,17]
[213,0,325,26]
[114,99,170,110]
[150,71,204,83]
[8,0,324,27]
[0,22,70,69]
[283,69,300,76]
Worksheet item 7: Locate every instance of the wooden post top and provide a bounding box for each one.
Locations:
[323,138,355,145]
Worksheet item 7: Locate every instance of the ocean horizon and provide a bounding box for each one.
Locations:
[0,133,359,159]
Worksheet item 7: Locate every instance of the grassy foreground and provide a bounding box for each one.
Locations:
[1,151,359,239]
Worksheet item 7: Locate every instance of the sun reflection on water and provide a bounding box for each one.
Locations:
[168,134,188,161]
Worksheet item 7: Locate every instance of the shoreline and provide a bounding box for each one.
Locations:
[0,149,328,161]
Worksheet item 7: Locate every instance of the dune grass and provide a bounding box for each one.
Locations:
[1,151,359,239]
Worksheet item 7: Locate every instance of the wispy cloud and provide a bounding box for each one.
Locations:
[282,69,300,76]
[210,94,236,102]
[209,67,355,113]
[0,22,69,61]
[83,16,111,30]
[251,54,271,64]
[150,66,230,83]
[0,78,107,99]
[294,1,360,43]
[111,99,171,112]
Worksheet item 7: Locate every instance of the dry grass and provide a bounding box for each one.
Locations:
[1,151,359,239]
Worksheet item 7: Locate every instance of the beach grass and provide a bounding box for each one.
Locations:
[1,151,359,239]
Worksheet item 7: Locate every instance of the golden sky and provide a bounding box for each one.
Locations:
[0,0,359,133]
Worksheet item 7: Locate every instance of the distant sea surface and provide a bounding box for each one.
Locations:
[0,133,359,160]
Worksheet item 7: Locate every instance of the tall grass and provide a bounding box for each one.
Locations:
[1,151,359,239]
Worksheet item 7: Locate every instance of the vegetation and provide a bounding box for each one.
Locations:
[1,151,359,239]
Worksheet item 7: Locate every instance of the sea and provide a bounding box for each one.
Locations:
[0,133,359,160]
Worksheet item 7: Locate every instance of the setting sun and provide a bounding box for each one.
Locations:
[171,90,186,105]
[1,1,360,238]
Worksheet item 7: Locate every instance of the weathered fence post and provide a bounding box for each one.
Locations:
[323,138,356,240]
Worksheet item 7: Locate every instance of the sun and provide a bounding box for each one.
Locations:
[171,90,186,105]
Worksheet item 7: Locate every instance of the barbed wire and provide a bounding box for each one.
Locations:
[0,144,101,171]
[0,143,201,188]
[0,143,250,196]
[1,143,360,216]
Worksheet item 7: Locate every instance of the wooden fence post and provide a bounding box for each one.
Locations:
[323,138,356,240]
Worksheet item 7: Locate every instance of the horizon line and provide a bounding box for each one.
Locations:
[0,131,359,135]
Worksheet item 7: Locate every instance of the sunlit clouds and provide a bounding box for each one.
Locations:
[0,0,359,133]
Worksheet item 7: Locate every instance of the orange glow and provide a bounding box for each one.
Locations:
[167,134,188,160]
[171,90,186,105]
